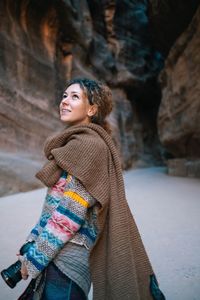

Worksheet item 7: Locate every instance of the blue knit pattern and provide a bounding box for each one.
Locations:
[27,172,67,241]
[24,172,98,278]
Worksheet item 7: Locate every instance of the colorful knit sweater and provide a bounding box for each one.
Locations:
[24,171,98,278]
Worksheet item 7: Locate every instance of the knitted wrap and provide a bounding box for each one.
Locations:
[36,123,154,300]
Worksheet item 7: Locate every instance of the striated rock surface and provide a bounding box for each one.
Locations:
[0,0,199,195]
[149,1,200,179]
[158,6,200,177]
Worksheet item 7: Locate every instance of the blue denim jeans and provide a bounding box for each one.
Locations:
[42,263,86,300]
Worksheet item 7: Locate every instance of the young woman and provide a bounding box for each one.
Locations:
[19,78,165,300]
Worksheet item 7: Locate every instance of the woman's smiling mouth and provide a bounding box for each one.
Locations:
[61,109,71,114]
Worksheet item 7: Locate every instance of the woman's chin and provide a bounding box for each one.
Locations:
[60,116,70,123]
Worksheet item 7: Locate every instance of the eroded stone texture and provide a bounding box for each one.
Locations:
[0,0,67,195]
[0,0,66,155]
[158,7,200,159]
[109,89,137,169]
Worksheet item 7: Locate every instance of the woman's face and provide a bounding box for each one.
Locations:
[60,83,96,126]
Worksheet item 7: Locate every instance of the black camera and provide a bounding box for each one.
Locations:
[1,241,34,288]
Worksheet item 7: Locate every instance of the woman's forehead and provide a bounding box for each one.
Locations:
[65,83,83,93]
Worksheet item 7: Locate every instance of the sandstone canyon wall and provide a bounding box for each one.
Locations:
[158,6,200,177]
[0,0,199,195]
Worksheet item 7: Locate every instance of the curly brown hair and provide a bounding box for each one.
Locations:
[66,78,113,134]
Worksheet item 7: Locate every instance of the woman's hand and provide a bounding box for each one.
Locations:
[17,253,29,280]
[20,262,29,280]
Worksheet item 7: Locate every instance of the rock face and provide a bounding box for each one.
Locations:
[0,0,65,155]
[0,0,199,195]
[0,0,66,195]
[0,0,163,155]
[158,7,200,177]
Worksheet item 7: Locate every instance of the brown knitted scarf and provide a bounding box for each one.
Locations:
[36,123,154,300]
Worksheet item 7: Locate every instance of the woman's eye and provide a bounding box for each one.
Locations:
[63,94,67,99]
[72,94,79,99]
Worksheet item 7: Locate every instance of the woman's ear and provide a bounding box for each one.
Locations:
[88,104,98,117]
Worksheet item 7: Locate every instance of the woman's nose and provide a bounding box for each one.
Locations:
[61,96,69,105]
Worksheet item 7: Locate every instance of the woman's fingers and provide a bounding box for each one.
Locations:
[21,274,28,280]
[20,261,29,280]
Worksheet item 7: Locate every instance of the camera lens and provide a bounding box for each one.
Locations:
[1,261,22,288]
[1,241,34,289]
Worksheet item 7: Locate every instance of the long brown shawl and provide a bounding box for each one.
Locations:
[36,123,154,300]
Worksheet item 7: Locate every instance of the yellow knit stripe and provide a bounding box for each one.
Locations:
[65,174,72,183]
[64,190,89,208]
[66,174,72,184]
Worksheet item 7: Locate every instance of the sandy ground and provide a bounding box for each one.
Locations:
[0,167,200,300]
